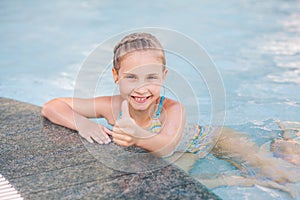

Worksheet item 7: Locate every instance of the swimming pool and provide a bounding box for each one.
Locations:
[1,0,299,199]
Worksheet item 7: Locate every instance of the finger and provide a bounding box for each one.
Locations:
[113,138,131,147]
[91,136,104,144]
[103,126,113,135]
[99,126,112,142]
[115,123,135,136]
[112,132,132,142]
[113,126,132,135]
[86,129,110,145]
[113,126,123,134]
[92,133,111,144]
[85,136,94,143]
[98,133,111,144]
[79,131,94,143]
[121,100,131,119]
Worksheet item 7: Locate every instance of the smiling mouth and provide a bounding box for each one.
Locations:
[131,96,151,103]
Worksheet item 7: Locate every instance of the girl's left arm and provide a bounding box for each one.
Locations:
[107,99,186,157]
[137,100,186,157]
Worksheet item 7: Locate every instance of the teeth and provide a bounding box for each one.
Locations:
[133,96,147,102]
[136,97,145,101]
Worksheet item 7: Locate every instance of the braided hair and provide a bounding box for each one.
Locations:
[113,32,166,72]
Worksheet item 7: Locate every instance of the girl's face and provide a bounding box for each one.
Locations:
[113,50,167,111]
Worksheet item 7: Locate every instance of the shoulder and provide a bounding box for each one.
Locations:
[94,95,113,104]
[162,97,186,120]
[163,97,185,111]
[94,95,122,123]
[159,97,186,137]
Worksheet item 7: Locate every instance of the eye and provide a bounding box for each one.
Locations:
[147,75,159,80]
[125,74,136,79]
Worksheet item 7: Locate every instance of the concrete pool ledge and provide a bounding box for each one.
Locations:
[0,97,220,199]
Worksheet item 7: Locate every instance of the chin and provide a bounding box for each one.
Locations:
[129,95,157,111]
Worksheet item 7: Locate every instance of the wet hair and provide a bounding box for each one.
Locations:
[113,32,166,72]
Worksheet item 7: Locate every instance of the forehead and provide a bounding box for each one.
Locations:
[119,50,164,72]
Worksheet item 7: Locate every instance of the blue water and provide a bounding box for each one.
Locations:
[1,0,300,199]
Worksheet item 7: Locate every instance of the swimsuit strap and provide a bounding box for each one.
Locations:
[118,111,122,119]
[149,96,165,133]
[154,96,165,118]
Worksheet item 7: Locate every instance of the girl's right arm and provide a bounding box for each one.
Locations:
[41,97,112,144]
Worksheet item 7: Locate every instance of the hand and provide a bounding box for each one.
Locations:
[77,119,111,144]
[107,100,141,147]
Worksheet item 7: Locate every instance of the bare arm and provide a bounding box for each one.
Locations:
[135,101,185,157]
[110,99,186,157]
[42,97,112,144]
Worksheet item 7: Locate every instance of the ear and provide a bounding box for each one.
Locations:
[162,68,168,82]
[112,67,119,83]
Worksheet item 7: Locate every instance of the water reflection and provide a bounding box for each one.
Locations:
[260,13,300,85]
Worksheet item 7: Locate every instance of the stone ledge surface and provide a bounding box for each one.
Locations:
[0,97,220,200]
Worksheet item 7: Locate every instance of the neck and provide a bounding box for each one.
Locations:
[129,103,158,128]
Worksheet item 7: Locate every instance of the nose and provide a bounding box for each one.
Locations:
[133,81,149,94]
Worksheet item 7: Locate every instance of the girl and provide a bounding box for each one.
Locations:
[42,32,300,190]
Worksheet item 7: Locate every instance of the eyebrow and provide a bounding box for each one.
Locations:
[147,73,159,76]
[122,72,159,76]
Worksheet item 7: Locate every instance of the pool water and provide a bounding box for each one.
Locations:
[1,0,300,199]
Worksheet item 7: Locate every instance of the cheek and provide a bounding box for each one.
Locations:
[119,80,134,94]
[149,84,162,94]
